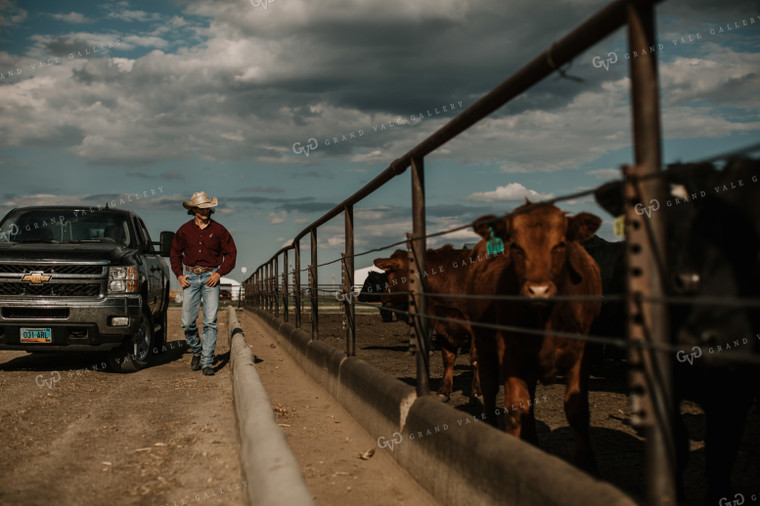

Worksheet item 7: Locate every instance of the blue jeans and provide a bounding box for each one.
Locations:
[181,269,220,369]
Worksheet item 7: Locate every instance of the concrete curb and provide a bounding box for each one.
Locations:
[250,308,636,506]
[228,307,315,506]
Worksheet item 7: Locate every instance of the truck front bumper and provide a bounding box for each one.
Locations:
[0,296,144,352]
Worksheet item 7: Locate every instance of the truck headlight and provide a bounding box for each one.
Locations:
[109,266,138,294]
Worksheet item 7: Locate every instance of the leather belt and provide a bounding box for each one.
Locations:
[185,265,217,275]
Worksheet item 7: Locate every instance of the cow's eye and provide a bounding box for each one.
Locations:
[509,244,524,254]
[552,242,566,251]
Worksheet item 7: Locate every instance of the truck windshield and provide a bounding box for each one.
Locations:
[0,210,133,246]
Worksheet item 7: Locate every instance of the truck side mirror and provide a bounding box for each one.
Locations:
[159,231,174,257]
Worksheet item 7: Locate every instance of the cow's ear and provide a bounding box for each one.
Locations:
[593,181,624,217]
[567,212,601,241]
[374,256,404,272]
[374,258,393,271]
[472,215,508,241]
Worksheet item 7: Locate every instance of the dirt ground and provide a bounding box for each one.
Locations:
[0,307,444,506]
[0,308,244,506]
[240,311,440,506]
[302,310,760,505]
[1,305,757,506]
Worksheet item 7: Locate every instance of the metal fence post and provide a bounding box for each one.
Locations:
[283,250,289,322]
[254,271,259,309]
[310,229,319,340]
[274,255,280,319]
[254,272,258,309]
[270,261,275,314]
[626,3,675,505]
[266,263,269,312]
[344,204,356,357]
[294,239,302,329]
[409,156,430,396]
[258,270,263,310]
[269,262,274,313]
[265,263,270,312]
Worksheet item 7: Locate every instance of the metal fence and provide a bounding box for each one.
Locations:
[241,0,758,503]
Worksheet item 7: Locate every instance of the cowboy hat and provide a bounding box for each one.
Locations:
[183,191,218,210]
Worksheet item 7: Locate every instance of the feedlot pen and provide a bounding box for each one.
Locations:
[311,311,760,505]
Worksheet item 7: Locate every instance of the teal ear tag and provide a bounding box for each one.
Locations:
[486,226,504,254]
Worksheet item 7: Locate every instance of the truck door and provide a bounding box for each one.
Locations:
[134,217,161,315]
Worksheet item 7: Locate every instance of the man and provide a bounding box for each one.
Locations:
[170,191,237,376]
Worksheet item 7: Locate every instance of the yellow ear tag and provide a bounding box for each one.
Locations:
[487,226,504,254]
[613,215,625,237]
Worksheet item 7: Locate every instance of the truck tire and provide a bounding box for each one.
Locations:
[107,309,153,373]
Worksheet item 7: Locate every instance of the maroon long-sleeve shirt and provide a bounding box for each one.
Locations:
[170,219,237,278]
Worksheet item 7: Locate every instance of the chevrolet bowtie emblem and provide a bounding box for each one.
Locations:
[22,271,51,284]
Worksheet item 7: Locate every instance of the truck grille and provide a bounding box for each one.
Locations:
[0,282,102,297]
[0,261,107,299]
[0,264,105,275]
[1,307,70,319]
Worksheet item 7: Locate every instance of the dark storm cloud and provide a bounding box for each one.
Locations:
[4,0,757,167]
[185,0,612,119]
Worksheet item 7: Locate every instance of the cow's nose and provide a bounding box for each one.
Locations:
[672,272,700,294]
[526,283,552,298]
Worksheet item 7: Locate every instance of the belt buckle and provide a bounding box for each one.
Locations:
[192,266,204,275]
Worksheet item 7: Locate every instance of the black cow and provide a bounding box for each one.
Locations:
[581,235,627,365]
[594,158,760,503]
[356,270,407,322]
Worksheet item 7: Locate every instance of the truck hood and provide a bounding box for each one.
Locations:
[0,242,141,265]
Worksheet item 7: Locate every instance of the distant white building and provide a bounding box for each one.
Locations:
[353,265,384,291]
[219,277,242,300]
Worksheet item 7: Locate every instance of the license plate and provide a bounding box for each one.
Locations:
[20,327,52,343]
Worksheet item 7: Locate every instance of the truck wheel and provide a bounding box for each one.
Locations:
[107,310,153,373]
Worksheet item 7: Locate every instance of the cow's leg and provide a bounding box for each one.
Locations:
[500,334,534,441]
[468,336,482,398]
[476,333,500,427]
[380,306,393,322]
[703,389,751,503]
[563,345,597,474]
[522,372,539,445]
[674,406,688,502]
[407,327,416,355]
[503,374,532,441]
[437,338,457,400]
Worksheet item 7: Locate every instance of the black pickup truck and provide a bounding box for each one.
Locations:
[0,206,174,372]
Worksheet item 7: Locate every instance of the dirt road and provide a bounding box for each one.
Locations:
[0,307,442,506]
[0,308,244,506]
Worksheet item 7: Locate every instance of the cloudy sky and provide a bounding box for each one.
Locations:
[1,0,758,288]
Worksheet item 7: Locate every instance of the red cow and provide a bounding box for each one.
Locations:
[467,203,602,472]
[374,245,481,400]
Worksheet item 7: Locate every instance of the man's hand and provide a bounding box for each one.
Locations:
[206,272,221,287]
[178,274,190,288]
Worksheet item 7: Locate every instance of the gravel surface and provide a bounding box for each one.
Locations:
[0,308,244,506]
